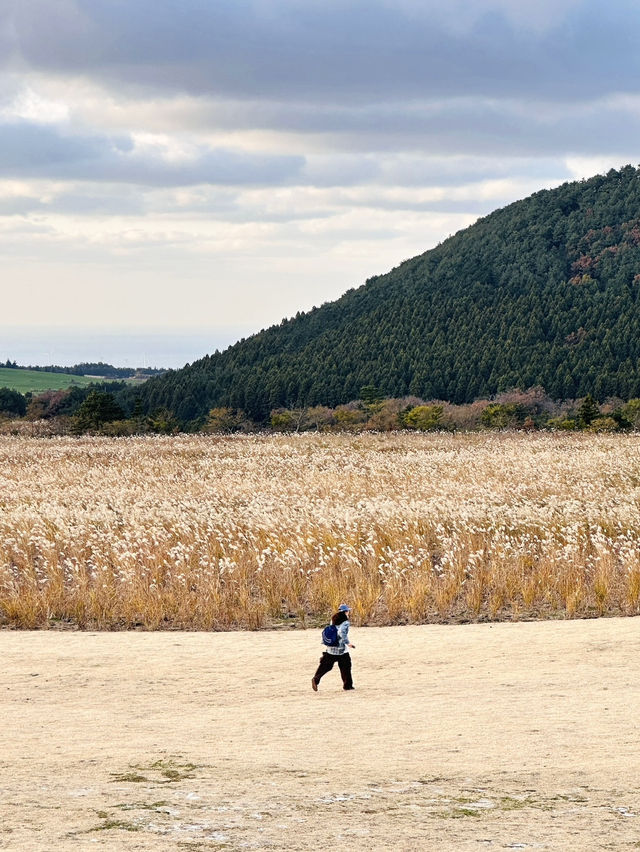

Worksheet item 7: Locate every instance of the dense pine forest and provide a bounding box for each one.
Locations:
[126,166,640,424]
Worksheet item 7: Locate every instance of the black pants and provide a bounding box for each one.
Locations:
[314,652,353,689]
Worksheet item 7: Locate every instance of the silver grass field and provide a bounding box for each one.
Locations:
[2,431,640,630]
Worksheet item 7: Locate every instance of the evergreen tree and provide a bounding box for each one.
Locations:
[577,394,600,427]
[0,387,26,416]
[74,390,125,431]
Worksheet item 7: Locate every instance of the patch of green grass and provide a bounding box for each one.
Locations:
[111,758,201,785]
[552,793,588,803]
[88,818,141,832]
[114,800,169,811]
[160,767,186,781]
[431,804,483,819]
[147,758,198,782]
[110,771,150,783]
[499,796,535,811]
[0,367,101,394]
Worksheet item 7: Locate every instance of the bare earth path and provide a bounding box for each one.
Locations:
[1,619,640,851]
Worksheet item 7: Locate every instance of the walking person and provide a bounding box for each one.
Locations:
[311,604,356,691]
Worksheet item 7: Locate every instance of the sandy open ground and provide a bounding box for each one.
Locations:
[1,619,640,851]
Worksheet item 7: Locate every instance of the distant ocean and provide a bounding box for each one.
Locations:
[0,326,256,370]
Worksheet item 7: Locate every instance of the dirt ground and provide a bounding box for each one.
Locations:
[1,618,640,851]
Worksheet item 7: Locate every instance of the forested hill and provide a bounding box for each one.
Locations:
[135,165,640,423]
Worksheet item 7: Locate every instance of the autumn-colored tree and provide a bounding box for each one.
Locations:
[546,416,577,430]
[589,417,618,433]
[146,408,179,434]
[334,405,366,430]
[480,403,520,429]
[305,406,335,431]
[622,398,640,429]
[206,407,242,433]
[402,404,444,431]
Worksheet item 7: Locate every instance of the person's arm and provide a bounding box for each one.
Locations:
[339,620,355,649]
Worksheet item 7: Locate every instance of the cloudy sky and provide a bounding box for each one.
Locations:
[1,0,639,364]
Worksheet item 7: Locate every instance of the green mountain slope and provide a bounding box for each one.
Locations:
[0,367,100,394]
[135,165,640,422]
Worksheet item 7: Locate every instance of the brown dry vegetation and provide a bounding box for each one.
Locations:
[2,432,640,630]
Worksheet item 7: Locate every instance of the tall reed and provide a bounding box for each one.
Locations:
[2,432,640,629]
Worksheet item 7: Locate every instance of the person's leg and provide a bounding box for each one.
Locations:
[337,653,353,689]
[312,653,335,689]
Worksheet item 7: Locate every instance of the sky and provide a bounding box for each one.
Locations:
[1,0,639,366]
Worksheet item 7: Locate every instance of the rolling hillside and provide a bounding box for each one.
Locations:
[0,367,101,394]
[134,166,640,423]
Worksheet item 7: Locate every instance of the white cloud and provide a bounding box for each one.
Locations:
[564,156,636,181]
[0,85,70,123]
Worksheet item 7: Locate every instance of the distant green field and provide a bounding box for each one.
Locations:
[0,368,103,394]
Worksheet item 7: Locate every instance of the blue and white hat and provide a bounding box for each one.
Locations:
[338,603,351,612]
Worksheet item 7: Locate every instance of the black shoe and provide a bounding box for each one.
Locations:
[311,678,318,692]
[343,686,355,690]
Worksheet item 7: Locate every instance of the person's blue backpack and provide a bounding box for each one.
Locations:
[321,623,339,647]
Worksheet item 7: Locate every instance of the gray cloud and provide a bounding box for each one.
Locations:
[0,121,304,185]
[0,94,634,191]
[0,190,144,217]
[0,187,521,221]
[187,96,640,159]
[2,0,639,105]
[1,0,637,196]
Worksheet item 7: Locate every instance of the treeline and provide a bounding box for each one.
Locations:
[128,166,640,421]
[2,384,640,436]
[205,387,640,434]
[0,383,128,422]
[2,359,165,378]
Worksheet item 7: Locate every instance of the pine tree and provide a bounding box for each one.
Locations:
[577,394,600,427]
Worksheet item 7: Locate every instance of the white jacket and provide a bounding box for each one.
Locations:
[325,619,351,655]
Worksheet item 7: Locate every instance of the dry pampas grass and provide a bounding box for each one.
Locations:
[2,431,640,629]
